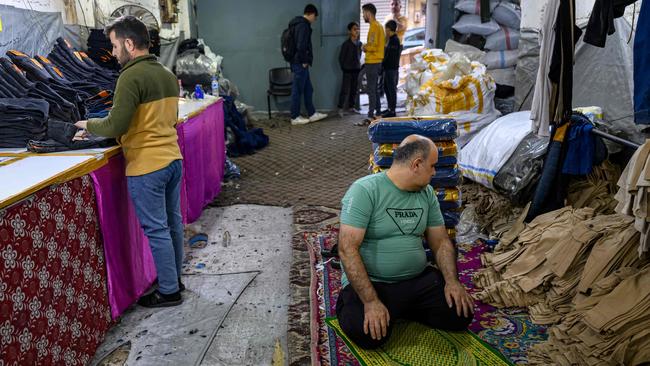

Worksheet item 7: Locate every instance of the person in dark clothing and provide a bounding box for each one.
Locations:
[381,20,401,118]
[338,22,362,117]
[289,4,327,126]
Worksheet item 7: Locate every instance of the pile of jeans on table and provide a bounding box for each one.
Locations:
[368,117,462,260]
[0,38,118,151]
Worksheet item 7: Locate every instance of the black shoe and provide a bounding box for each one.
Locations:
[330,258,342,270]
[179,278,186,292]
[322,244,339,258]
[137,290,182,308]
[382,111,396,118]
[379,109,390,116]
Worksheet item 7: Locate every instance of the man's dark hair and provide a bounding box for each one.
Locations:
[393,139,432,164]
[104,15,150,50]
[385,20,397,32]
[362,4,377,16]
[347,21,359,31]
[304,4,318,16]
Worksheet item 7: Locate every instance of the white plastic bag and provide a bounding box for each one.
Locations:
[444,39,486,64]
[452,14,501,36]
[452,109,502,147]
[459,111,532,189]
[484,50,518,68]
[487,66,516,86]
[492,1,521,29]
[455,0,497,15]
[485,26,520,50]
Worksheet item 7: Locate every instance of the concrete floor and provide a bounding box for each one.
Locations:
[93,205,293,366]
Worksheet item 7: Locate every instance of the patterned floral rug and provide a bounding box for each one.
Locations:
[287,207,548,366]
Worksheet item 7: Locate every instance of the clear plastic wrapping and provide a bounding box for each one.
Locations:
[493,132,549,202]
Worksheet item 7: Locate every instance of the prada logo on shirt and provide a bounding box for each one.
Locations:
[386,208,424,235]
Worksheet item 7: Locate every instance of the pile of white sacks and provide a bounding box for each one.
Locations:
[403,49,501,147]
[452,0,521,90]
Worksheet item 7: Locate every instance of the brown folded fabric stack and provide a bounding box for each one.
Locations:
[461,183,524,238]
[475,207,646,323]
[528,265,650,366]
[472,199,650,364]
[614,140,650,257]
[567,161,621,216]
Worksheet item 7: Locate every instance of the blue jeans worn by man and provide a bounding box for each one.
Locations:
[127,160,184,297]
[290,63,316,120]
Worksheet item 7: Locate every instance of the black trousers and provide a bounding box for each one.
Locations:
[336,266,473,349]
[338,71,359,109]
[383,69,399,113]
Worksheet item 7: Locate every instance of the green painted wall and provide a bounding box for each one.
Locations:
[196,0,361,114]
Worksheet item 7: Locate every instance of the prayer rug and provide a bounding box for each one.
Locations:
[325,318,512,366]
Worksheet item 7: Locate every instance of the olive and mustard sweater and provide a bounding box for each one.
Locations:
[87,55,182,176]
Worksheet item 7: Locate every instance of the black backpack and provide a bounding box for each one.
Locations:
[281,23,296,62]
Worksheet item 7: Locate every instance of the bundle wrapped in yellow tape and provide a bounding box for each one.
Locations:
[404,49,501,147]
[376,140,458,158]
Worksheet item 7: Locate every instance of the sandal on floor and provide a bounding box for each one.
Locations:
[188,233,209,248]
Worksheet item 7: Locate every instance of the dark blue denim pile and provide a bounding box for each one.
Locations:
[0,37,118,152]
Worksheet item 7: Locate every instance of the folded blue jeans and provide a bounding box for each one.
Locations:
[127,160,184,295]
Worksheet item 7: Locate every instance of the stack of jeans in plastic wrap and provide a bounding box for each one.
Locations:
[0,37,117,151]
[367,117,462,260]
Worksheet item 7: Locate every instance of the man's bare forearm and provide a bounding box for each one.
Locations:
[433,238,460,284]
[340,248,379,304]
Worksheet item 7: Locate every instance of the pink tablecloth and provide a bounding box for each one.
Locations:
[179,99,226,223]
[91,99,225,318]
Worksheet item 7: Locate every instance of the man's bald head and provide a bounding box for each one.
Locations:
[393,135,436,165]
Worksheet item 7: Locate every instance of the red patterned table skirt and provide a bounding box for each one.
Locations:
[0,175,111,365]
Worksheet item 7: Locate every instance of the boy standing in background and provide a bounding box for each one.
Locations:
[338,22,362,117]
[382,20,401,118]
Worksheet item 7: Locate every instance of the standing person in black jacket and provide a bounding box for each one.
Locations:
[338,22,362,117]
[381,20,402,118]
[289,4,327,126]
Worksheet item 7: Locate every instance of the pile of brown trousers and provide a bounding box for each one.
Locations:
[614,140,650,257]
[475,207,644,325]
[567,161,621,216]
[461,183,524,239]
[528,265,650,366]
[473,203,650,364]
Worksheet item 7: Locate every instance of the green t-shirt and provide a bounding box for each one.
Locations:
[340,172,445,287]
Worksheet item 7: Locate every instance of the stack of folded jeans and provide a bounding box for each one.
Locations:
[0,56,79,122]
[86,29,121,71]
[48,37,117,91]
[83,90,113,118]
[367,117,462,258]
[0,98,48,147]
[7,50,86,119]
[0,41,117,151]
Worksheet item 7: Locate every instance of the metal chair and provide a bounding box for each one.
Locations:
[266,67,293,119]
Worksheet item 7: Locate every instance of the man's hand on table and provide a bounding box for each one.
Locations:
[444,280,474,318]
[364,299,390,340]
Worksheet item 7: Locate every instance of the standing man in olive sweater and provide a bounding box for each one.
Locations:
[75,16,185,308]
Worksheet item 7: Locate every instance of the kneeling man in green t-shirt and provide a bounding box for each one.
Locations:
[337,134,474,349]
